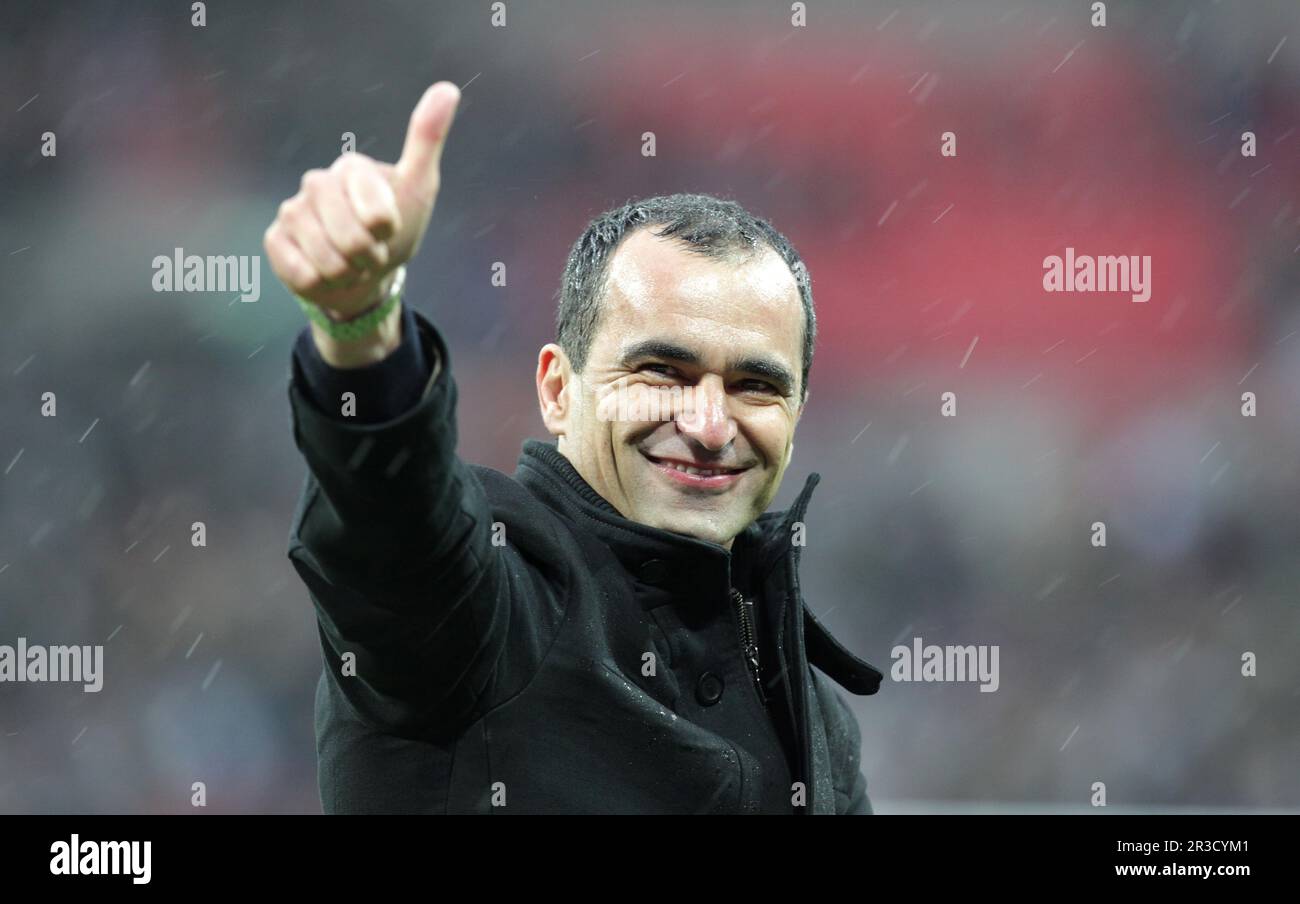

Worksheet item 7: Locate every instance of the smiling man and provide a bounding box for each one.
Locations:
[270,82,882,814]
[543,222,806,550]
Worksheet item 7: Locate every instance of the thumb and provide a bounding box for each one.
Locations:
[395,81,461,202]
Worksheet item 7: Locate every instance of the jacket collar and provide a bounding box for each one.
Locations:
[514,439,819,608]
[516,438,884,716]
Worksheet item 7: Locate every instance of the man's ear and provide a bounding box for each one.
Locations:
[536,343,572,438]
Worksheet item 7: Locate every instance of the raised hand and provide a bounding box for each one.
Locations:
[264,81,461,321]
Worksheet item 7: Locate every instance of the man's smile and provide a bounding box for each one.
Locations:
[640,450,750,490]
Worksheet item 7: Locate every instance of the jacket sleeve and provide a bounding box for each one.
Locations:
[292,301,432,425]
[286,304,523,741]
[818,676,873,815]
[842,765,873,815]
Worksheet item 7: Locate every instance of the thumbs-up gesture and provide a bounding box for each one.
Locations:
[264,82,461,321]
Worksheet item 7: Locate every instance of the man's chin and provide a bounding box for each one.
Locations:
[635,507,744,548]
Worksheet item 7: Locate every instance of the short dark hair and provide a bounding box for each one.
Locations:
[555,192,815,402]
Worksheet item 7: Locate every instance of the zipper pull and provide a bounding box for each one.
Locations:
[730,587,767,705]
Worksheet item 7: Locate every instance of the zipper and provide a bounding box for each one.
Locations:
[730,586,767,705]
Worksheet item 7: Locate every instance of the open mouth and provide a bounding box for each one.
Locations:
[642,452,749,489]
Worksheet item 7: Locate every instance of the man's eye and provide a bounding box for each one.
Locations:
[738,379,777,394]
[640,364,678,377]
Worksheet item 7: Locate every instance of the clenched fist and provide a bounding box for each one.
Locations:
[264,81,460,363]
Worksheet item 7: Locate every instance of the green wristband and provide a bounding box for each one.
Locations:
[296,265,406,341]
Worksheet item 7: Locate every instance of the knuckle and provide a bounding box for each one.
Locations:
[278,197,305,225]
[300,168,327,191]
[287,270,313,295]
[264,235,285,265]
[333,151,373,171]
[319,257,351,281]
[359,196,396,226]
[300,271,327,293]
[277,261,307,293]
[358,209,394,235]
[338,234,372,258]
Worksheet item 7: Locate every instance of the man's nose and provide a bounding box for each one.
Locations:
[674,375,736,451]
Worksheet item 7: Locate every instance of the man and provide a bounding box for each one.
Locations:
[267,81,882,814]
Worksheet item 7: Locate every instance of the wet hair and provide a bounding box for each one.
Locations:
[556,192,814,402]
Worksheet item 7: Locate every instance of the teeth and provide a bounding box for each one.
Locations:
[669,463,724,477]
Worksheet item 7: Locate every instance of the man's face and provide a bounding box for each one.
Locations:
[537,227,806,549]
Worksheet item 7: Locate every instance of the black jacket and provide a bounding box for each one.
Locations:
[285,304,883,814]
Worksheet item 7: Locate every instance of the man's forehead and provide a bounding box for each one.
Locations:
[603,228,801,323]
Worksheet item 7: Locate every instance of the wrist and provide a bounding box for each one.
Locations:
[323,269,399,323]
[309,300,404,368]
[303,267,407,368]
